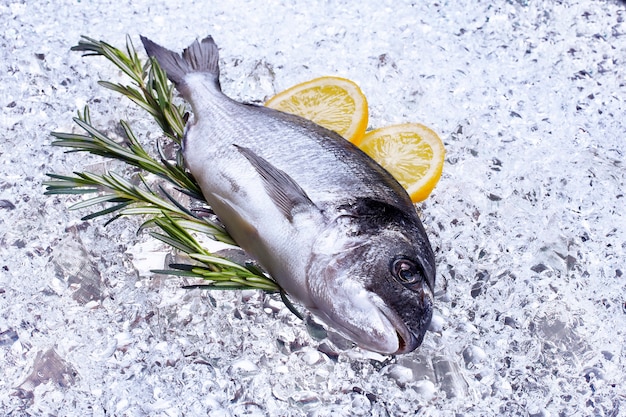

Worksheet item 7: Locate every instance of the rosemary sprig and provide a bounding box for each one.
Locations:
[44,35,287,297]
[49,106,203,199]
[71,35,186,142]
[148,214,280,292]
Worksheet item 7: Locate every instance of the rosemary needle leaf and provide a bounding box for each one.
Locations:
[149,231,195,254]
[82,202,133,221]
[69,194,130,210]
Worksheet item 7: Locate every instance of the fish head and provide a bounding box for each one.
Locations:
[306,200,435,355]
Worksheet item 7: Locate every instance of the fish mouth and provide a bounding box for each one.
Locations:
[375,302,422,354]
[373,279,435,354]
[371,281,435,355]
[395,328,425,354]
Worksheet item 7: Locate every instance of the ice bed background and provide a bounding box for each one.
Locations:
[1,0,625,415]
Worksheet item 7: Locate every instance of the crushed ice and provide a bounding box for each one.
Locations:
[0,0,624,415]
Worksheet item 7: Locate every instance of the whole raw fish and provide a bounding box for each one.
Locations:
[141,35,436,354]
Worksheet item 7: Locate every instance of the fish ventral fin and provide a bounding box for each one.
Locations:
[140,35,220,89]
[235,145,318,222]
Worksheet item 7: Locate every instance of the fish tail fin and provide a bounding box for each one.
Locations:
[140,35,220,90]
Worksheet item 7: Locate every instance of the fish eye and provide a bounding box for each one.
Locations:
[390,258,423,286]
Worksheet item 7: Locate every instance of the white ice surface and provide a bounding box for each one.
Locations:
[1,0,625,415]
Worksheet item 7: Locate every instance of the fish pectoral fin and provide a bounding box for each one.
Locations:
[235,145,317,221]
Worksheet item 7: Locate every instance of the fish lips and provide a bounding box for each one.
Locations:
[372,285,434,354]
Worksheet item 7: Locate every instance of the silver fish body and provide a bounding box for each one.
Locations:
[141,36,436,354]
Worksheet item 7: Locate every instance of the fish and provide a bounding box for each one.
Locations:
[140,35,436,354]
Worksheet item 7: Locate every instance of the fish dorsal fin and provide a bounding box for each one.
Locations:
[235,145,317,221]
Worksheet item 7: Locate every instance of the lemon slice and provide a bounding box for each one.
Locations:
[265,76,368,144]
[359,123,445,202]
